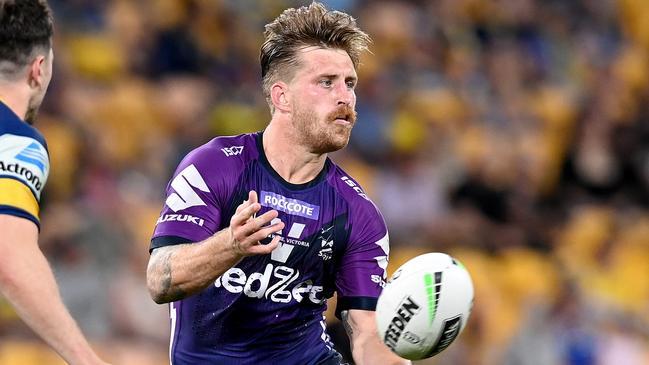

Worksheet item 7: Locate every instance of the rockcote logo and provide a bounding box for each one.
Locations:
[260,191,320,220]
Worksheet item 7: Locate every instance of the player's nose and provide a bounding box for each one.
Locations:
[335,82,354,106]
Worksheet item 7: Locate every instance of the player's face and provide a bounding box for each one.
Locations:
[25,48,53,125]
[288,47,358,154]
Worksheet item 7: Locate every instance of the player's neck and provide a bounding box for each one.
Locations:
[0,84,30,121]
[262,122,327,185]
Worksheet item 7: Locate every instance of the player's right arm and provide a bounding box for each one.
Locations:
[0,129,108,364]
[0,215,109,365]
[146,191,284,304]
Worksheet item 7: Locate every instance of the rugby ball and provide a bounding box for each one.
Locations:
[376,253,474,360]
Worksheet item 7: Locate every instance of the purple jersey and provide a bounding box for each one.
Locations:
[151,132,389,365]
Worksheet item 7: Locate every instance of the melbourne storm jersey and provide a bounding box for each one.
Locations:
[0,101,50,228]
[151,132,389,365]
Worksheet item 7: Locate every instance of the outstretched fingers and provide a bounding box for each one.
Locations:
[248,190,258,204]
[234,190,259,215]
[241,209,280,236]
[229,191,284,257]
[231,202,261,227]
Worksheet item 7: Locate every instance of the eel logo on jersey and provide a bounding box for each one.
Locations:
[165,164,210,212]
[15,142,47,173]
[221,146,244,156]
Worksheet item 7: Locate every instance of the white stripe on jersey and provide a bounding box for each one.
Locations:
[169,302,178,365]
[320,315,332,350]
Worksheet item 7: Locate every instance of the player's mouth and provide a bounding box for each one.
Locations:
[334,114,352,125]
[328,105,356,127]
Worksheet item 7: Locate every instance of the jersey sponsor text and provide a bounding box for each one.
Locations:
[214,263,325,304]
[221,146,244,156]
[260,191,320,219]
[157,214,205,226]
[0,161,44,192]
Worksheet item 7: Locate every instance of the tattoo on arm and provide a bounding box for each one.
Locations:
[341,310,354,351]
[150,246,187,302]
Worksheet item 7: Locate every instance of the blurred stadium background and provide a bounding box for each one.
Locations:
[1,0,648,364]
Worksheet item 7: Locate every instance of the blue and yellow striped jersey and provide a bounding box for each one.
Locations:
[0,100,50,228]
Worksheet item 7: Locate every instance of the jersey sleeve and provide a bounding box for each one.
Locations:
[335,201,390,318]
[150,145,227,251]
[0,134,50,227]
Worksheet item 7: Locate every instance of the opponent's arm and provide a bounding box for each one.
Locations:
[147,191,285,304]
[0,215,109,365]
[342,309,411,365]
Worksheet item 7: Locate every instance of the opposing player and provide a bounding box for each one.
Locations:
[147,3,409,364]
[0,1,109,364]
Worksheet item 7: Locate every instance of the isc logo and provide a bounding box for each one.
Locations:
[221,146,244,156]
[340,176,369,200]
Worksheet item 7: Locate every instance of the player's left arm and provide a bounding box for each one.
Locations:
[341,309,411,365]
[336,178,409,364]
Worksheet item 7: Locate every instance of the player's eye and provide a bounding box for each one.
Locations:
[346,80,356,89]
[319,79,333,88]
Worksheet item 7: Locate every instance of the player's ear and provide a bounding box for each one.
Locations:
[270,81,291,113]
[27,55,46,89]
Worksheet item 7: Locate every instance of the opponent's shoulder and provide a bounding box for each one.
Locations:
[0,102,48,149]
[0,107,50,199]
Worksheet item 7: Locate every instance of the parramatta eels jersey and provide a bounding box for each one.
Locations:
[0,101,49,227]
[151,132,390,365]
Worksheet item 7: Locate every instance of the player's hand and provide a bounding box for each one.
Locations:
[228,190,284,257]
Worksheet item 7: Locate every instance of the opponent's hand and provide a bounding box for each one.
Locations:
[228,190,284,257]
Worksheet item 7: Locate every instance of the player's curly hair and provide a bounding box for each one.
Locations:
[0,0,53,78]
[260,2,371,111]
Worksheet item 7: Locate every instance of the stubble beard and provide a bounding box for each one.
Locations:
[292,102,357,155]
[24,94,43,125]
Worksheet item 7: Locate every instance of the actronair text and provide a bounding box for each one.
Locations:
[0,161,43,192]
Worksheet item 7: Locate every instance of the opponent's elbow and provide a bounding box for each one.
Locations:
[0,264,17,292]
